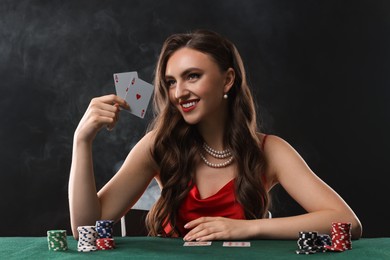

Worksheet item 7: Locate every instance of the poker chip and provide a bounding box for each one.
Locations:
[96,238,116,250]
[294,222,353,255]
[96,220,114,238]
[77,226,98,252]
[78,245,98,252]
[298,231,317,240]
[47,230,68,251]
[324,222,352,252]
[295,231,326,254]
[76,220,117,252]
[296,249,317,254]
[95,220,116,250]
[295,231,331,254]
[315,234,332,247]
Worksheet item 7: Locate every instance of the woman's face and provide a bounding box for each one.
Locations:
[165,47,233,125]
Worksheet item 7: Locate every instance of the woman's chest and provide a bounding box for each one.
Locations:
[194,163,237,199]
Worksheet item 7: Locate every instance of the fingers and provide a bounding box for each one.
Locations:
[75,94,129,142]
[96,94,130,110]
[90,94,126,115]
[184,216,211,229]
[85,95,124,130]
[192,232,222,242]
[88,110,117,130]
[183,217,219,241]
[183,217,246,242]
[184,226,220,242]
[106,104,120,131]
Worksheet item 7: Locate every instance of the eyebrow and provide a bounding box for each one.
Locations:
[165,67,202,79]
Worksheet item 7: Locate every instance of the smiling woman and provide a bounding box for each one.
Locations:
[68,29,362,242]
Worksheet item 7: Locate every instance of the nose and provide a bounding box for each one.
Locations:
[175,81,190,100]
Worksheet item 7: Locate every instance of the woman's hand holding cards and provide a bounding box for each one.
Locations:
[75,94,129,143]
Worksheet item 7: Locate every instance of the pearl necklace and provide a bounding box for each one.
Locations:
[200,142,234,168]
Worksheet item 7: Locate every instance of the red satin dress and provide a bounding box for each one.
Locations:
[174,178,244,236]
[164,135,268,237]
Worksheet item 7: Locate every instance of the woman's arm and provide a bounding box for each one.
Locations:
[183,135,362,241]
[97,131,158,224]
[68,94,158,239]
[256,135,362,239]
[69,94,126,238]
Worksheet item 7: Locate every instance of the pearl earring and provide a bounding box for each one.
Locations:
[223,93,228,99]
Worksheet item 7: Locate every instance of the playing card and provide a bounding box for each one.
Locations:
[183,241,212,246]
[222,242,251,247]
[123,77,154,118]
[113,71,138,99]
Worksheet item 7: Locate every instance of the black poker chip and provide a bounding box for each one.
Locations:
[296,249,317,254]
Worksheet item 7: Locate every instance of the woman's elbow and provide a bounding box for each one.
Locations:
[71,225,79,240]
[350,215,363,240]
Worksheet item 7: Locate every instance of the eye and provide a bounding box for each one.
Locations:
[165,79,176,88]
[187,73,201,81]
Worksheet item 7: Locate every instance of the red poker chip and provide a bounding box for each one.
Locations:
[326,222,352,252]
[96,238,116,250]
[324,245,348,252]
[295,222,353,255]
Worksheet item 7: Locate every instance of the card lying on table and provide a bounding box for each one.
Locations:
[223,241,251,247]
[183,241,212,246]
[113,71,154,119]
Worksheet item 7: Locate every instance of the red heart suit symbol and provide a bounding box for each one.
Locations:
[136,94,141,100]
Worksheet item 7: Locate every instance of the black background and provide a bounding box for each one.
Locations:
[1,0,389,237]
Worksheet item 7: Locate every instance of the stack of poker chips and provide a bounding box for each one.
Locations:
[315,233,332,249]
[324,222,352,252]
[96,238,116,250]
[47,230,68,251]
[95,220,116,250]
[77,226,98,252]
[296,231,326,254]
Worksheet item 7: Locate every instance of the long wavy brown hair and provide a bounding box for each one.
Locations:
[145,29,269,237]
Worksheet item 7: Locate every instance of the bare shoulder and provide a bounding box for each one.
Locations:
[257,134,305,184]
[258,133,297,159]
[257,133,293,155]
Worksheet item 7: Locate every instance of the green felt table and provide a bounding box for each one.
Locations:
[1,236,389,259]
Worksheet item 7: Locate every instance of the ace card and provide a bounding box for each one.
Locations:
[123,77,154,118]
[113,71,138,99]
[183,241,212,246]
[223,241,251,247]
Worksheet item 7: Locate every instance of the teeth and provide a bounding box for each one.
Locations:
[182,101,197,108]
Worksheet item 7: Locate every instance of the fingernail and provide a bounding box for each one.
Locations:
[184,224,189,228]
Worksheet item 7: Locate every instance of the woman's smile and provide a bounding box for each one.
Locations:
[180,99,200,112]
